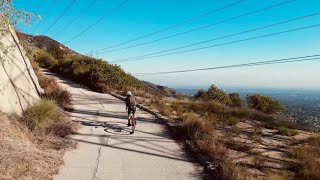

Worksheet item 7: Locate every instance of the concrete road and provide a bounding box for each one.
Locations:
[46,71,202,180]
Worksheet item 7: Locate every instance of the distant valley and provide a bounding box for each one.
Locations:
[176,87,320,131]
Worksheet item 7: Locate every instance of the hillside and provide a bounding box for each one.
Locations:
[16,32,79,58]
[143,81,176,97]
[17,32,176,97]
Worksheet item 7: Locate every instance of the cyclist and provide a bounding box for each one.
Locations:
[125,91,136,134]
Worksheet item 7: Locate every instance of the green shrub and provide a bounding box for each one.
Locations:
[247,94,283,114]
[22,98,75,136]
[50,56,146,94]
[23,99,57,131]
[33,49,58,68]
[195,89,208,100]
[228,93,242,107]
[276,126,299,136]
[195,85,231,105]
[207,85,230,105]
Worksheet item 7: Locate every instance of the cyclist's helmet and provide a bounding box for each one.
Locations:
[126,91,132,96]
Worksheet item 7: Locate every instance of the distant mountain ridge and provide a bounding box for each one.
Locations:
[16,32,176,97]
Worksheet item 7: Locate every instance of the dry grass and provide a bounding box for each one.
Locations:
[23,98,75,137]
[36,71,71,108]
[293,136,320,179]
[31,60,71,108]
[0,112,73,180]
[23,99,58,132]
[147,99,306,179]
[276,126,299,136]
[220,161,250,180]
[265,172,293,180]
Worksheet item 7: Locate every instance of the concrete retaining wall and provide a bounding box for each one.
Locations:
[0,22,42,115]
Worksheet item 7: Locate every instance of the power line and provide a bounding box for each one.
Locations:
[42,0,77,35]
[134,55,320,76]
[92,0,247,53]
[64,0,129,45]
[97,0,297,55]
[110,12,320,61]
[51,0,98,38]
[111,23,320,63]
[32,0,58,35]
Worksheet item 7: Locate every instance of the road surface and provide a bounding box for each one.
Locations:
[45,71,202,180]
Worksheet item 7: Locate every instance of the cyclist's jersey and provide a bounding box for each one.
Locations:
[125,95,136,108]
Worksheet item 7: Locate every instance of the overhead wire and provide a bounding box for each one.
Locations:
[111,23,320,63]
[92,0,247,53]
[51,0,98,38]
[32,0,58,35]
[134,55,320,76]
[64,0,129,45]
[97,0,297,55]
[42,0,77,34]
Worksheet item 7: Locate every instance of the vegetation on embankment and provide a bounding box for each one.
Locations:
[143,85,318,179]
[0,95,75,180]
[24,45,175,97]
[0,2,76,179]
[0,112,72,180]
[31,60,72,108]
[1,59,75,180]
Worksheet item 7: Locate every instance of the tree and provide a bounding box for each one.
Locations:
[0,0,38,26]
[207,85,230,105]
[229,93,242,107]
[195,89,208,100]
[246,94,283,114]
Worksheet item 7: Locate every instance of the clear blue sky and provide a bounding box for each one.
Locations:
[14,0,320,90]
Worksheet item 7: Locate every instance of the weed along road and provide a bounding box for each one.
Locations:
[44,71,202,180]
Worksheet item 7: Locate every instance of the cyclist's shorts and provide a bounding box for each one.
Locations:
[128,106,136,115]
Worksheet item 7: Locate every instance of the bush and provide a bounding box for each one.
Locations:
[247,94,283,114]
[195,85,231,105]
[195,89,208,100]
[36,71,71,108]
[23,99,58,132]
[33,49,58,68]
[276,126,299,136]
[23,99,75,136]
[207,85,230,105]
[228,93,242,107]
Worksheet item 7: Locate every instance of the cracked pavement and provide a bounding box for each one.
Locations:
[46,71,202,180]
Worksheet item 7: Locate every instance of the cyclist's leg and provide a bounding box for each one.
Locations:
[127,108,132,126]
[130,113,135,134]
[133,106,137,125]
